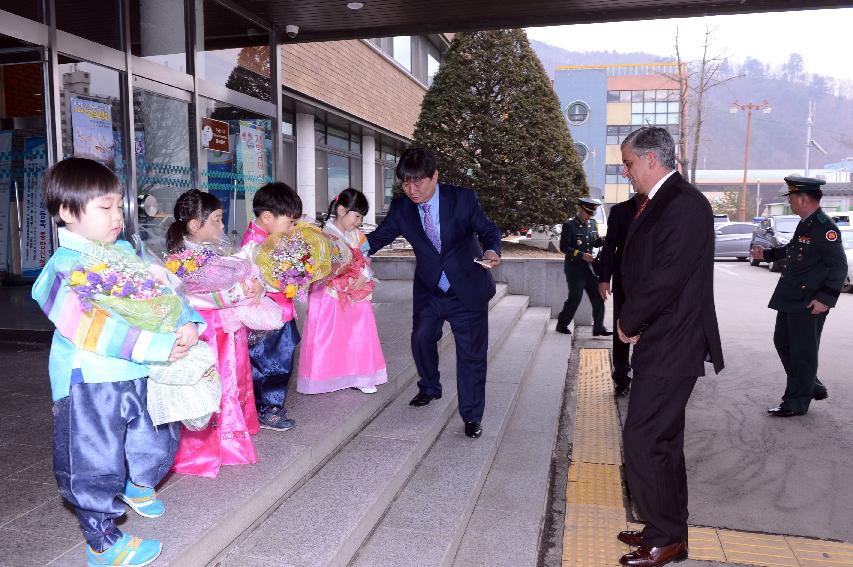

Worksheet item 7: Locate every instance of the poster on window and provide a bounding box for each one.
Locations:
[0,131,12,272]
[207,143,235,237]
[22,137,50,277]
[238,121,266,224]
[70,96,115,168]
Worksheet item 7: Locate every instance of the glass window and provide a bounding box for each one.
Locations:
[427,51,440,87]
[631,102,643,114]
[327,153,349,201]
[667,101,679,113]
[200,0,271,101]
[574,143,588,163]
[199,98,273,239]
[350,132,361,154]
[668,113,680,124]
[133,88,192,248]
[607,91,620,102]
[392,36,412,72]
[566,101,589,125]
[643,90,655,102]
[383,166,394,210]
[655,102,668,113]
[631,114,643,126]
[654,114,667,125]
[282,111,295,137]
[130,0,188,73]
[619,91,632,102]
[56,0,121,48]
[655,89,668,101]
[326,126,349,151]
[0,0,44,21]
[314,121,325,145]
[58,58,126,176]
[606,126,619,145]
[630,91,643,102]
[667,89,680,101]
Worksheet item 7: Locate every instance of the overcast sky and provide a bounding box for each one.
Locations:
[526,8,853,82]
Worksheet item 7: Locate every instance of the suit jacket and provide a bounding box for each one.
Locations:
[597,197,639,288]
[619,172,724,377]
[368,184,502,314]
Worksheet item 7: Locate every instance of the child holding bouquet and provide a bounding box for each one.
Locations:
[297,188,387,394]
[32,158,205,567]
[165,189,274,478]
[241,182,303,431]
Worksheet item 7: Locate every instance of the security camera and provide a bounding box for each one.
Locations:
[285,24,299,39]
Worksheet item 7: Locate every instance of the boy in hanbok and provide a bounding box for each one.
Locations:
[297,188,387,394]
[241,182,302,430]
[32,158,205,567]
[166,189,272,477]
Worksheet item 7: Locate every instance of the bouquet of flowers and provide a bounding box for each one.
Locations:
[70,240,221,431]
[164,239,282,332]
[255,223,332,302]
[322,226,377,307]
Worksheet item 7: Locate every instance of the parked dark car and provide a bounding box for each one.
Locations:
[714,222,755,260]
[750,214,800,272]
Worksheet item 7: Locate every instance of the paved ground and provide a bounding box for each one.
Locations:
[615,259,853,542]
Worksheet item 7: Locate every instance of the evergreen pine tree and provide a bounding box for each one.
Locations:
[413,30,588,233]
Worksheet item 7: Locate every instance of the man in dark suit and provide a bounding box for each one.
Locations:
[614,127,724,567]
[367,147,502,439]
[597,194,645,396]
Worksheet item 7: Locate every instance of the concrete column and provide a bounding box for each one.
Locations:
[361,132,376,224]
[295,112,316,218]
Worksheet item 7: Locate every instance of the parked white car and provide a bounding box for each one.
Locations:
[841,227,853,293]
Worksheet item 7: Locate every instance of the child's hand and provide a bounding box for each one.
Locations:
[245,278,264,305]
[169,341,190,362]
[175,322,199,348]
[349,274,368,291]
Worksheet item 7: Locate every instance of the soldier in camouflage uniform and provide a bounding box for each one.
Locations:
[556,198,612,336]
[752,176,848,417]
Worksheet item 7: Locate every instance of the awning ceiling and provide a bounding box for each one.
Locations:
[229,0,851,42]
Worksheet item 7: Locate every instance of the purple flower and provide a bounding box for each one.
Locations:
[116,282,135,298]
[141,279,155,291]
[86,272,102,285]
[104,273,118,287]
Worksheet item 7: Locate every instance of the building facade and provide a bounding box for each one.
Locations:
[553,63,685,205]
[0,2,445,314]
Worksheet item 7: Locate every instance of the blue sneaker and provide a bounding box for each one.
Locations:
[119,480,165,518]
[87,533,162,566]
[258,407,296,431]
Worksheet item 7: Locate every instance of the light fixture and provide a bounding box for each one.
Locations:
[347,2,363,9]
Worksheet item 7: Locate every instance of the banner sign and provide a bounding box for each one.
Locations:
[0,131,12,272]
[70,96,115,168]
[238,120,266,224]
[201,117,230,152]
[22,137,50,277]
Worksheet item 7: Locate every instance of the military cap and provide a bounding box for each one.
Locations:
[781,175,826,197]
[578,197,602,214]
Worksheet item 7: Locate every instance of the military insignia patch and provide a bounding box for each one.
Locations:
[826,230,838,241]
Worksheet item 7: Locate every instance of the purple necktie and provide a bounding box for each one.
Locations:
[421,202,450,291]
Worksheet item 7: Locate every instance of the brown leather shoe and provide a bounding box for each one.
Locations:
[619,541,688,566]
[617,530,644,546]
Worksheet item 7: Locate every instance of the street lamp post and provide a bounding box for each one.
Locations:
[730,100,771,222]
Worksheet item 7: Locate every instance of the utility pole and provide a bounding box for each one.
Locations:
[805,98,815,175]
[730,100,771,221]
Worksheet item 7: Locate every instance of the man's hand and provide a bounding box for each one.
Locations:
[617,320,640,345]
[599,282,611,302]
[479,250,501,269]
[175,322,199,348]
[806,299,830,315]
[582,252,595,263]
[750,245,765,261]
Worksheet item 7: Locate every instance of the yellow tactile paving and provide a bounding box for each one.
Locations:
[563,348,853,567]
[688,526,727,562]
[787,537,853,567]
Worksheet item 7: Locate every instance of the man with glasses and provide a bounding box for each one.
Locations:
[366,147,501,439]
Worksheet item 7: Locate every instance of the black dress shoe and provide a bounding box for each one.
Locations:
[464,421,482,438]
[767,406,805,417]
[619,542,688,566]
[614,381,631,398]
[555,323,571,335]
[593,328,614,336]
[409,392,441,407]
[617,529,644,546]
[814,391,828,401]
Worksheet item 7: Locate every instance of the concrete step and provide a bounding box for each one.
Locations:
[38,284,510,567]
[452,320,571,567]
[220,295,531,567]
[349,307,553,567]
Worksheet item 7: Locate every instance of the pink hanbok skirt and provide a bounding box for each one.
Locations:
[297,284,387,394]
[171,310,259,478]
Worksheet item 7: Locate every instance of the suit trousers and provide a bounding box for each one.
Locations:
[411,289,488,422]
[558,263,605,331]
[773,310,828,413]
[53,379,179,551]
[611,279,631,386]
[623,372,697,547]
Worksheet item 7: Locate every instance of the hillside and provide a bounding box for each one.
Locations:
[530,39,853,170]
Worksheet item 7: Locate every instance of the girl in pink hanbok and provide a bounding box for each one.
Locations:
[165,190,276,477]
[297,188,387,394]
